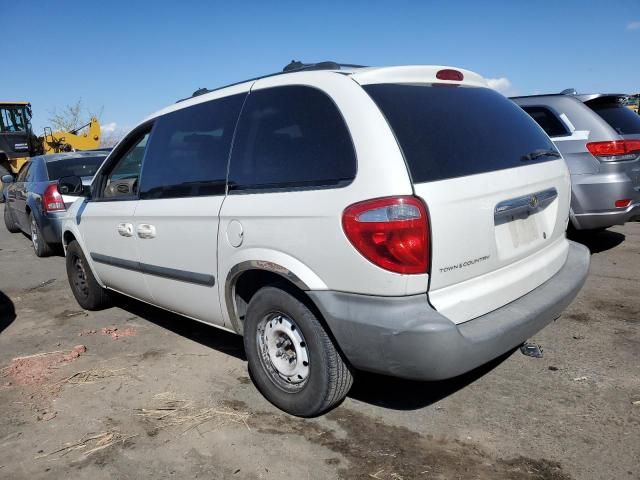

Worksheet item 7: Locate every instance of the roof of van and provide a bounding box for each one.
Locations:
[144,62,488,124]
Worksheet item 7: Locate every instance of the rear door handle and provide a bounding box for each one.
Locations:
[117,223,134,237]
[137,224,156,239]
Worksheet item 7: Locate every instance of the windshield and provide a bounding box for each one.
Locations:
[364,84,558,183]
[587,100,640,136]
[46,155,107,180]
[0,106,28,133]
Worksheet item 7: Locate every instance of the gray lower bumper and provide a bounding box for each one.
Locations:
[572,202,640,230]
[308,241,590,381]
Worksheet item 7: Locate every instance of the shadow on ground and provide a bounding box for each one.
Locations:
[112,293,245,360]
[568,229,625,254]
[347,349,515,410]
[0,290,16,334]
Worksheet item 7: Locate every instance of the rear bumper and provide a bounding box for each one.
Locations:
[571,170,640,229]
[309,241,590,381]
[572,202,640,230]
[38,212,65,245]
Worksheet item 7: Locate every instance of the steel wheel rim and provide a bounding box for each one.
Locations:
[72,254,90,298]
[30,218,39,251]
[256,312,310,391]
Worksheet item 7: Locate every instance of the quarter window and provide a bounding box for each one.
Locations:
[521,106,570,137]
[139,93,246,199]
[228,86,356,191]
[102,133,149,199]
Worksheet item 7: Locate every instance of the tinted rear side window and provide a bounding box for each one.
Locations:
[521,106,570,137]
[139,93,246,199]
[364,84,558,183]
[587,101,640,135]
[46,156,106,180]
[228,86,356,191]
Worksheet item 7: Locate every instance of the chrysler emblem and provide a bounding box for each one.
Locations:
[529,195,539,209]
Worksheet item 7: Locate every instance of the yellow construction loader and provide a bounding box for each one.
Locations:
[0,101,101,181]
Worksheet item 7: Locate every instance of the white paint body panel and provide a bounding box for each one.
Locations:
[133,197,225,326]
[415,160,571,323]
[74,200,153,302]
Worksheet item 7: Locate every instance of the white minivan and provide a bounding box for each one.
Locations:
[59,62,590,416]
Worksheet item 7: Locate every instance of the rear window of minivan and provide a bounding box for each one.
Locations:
[586,100,640,136]
[364,84,558,183]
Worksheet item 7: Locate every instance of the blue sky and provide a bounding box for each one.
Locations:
[3,0,639,135]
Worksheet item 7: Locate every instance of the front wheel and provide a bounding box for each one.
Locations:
[0,164,11,204]
[65,240,111,310]
[243,286,353,417]
[4,203,20,233]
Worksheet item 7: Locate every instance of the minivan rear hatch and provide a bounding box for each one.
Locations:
[363,82,571,323]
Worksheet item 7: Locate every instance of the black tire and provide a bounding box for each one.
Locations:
[3,203,20,233]
[29,213,53,257]
[65,240,111,310]
[243,286,353,417]
[0,163,11,204]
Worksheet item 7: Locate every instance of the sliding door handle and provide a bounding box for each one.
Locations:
[137,224,156,239]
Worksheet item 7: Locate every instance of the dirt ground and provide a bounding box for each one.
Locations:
[0,204,638,480]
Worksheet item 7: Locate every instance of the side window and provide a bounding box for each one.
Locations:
[102,132,149,199]
[522,106,570,137]
[228,86,356,191]
[139,93,246,199]
[16,163,31,182]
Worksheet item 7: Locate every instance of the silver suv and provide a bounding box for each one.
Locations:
[512,91,640,231]
[60,63,590,416]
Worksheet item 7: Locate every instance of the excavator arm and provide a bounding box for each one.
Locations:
[41,117,101,153]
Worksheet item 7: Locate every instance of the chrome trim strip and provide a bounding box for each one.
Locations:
[494,187,558,221]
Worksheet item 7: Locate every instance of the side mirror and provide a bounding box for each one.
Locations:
[1,174,14,184]
[57,175,87,196]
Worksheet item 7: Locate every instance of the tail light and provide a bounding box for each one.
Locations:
[586,140,640,161]
[43,183,65,212]
[342,196,430,274]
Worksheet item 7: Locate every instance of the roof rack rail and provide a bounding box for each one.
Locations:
[282,60,367,73]
[176,60,366,103]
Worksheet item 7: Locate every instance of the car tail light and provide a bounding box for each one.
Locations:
[436,69,464,81]
[615,199,632,208]
[586,140,640,161]
[43,183,65,212]
[342,196,430,274]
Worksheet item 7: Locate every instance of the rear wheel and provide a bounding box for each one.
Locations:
[3,203,20,233]
[65,240,111,310]
[30,213,53,257]
[243,286,352,417]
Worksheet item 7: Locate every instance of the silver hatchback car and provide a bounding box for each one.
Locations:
[512,91,640,231]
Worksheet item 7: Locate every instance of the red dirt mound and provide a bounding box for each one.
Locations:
[1,345,87,386]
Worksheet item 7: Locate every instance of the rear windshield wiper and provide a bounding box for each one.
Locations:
[521,149,562,161]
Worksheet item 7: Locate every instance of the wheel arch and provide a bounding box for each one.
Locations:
[224,261,327,336]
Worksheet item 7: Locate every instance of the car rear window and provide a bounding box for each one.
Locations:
[586,100,640,135]
[46,155,106,180]
[364,84,558,183]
